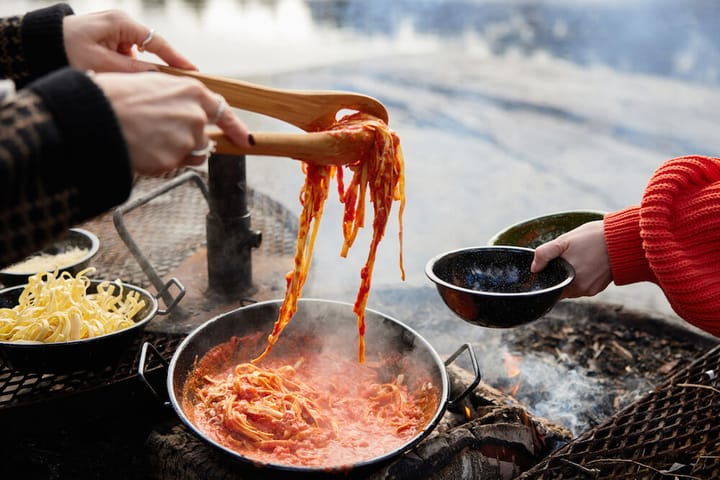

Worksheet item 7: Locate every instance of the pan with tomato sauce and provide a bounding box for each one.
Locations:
[163,299,478,475]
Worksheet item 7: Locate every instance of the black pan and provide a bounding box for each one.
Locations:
[139,298,479,476]
[0,277,184,373]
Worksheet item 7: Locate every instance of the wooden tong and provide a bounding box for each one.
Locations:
[158,66,388,164]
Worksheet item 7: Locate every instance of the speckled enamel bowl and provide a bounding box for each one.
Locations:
[488,210,605,249]
[426,246,574,328]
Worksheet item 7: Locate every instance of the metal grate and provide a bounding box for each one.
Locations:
[518,343,720,479]
[0,330,185,428]
[80,168,298,288]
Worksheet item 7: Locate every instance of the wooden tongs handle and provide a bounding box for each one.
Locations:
[208,128,374,166]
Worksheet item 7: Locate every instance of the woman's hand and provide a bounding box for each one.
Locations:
[530,220,613,298]
[93,72,252,176]
[63,9,195,73]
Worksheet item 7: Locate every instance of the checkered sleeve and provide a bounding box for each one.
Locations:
[0,3,73,88]
[0,68,132,269]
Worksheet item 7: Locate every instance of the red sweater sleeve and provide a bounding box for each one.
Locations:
[605,155,720,337]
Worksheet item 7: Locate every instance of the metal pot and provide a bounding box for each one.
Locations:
[0,278,184,373]
[139,298,479,476]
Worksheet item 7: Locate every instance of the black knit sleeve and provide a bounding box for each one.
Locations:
[28,68,132,214]
[20,3,73,84]
[0,67,132,268]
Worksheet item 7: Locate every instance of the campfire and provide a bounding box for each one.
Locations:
[140,297,717,480]
[1,171,718,480]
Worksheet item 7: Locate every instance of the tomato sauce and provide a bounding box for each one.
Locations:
[183,333,439,469]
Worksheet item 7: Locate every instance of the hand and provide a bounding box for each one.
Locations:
[530,220,612,298]
[63,9,195,73]
[93,72,252,176]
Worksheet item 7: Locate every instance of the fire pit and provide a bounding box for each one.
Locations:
[0,168,717,480]
[519,340,720,479]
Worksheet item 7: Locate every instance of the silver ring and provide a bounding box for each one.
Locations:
[138,28,155,52]
[210,93,227,125]
[190,139,217,159]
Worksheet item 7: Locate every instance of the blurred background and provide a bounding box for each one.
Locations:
[4,0,720,322]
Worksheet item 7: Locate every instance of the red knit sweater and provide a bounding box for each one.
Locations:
[604,155,720,337]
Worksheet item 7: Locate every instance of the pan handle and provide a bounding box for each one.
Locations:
[444,343,481,409]
[138,341,171,407]
[154,277,186,315]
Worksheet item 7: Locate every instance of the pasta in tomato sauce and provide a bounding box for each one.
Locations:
[254,112,405,364]
[185,333,438,468]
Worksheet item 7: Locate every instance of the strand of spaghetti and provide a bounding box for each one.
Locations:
[253,165,334,363]
[340,165,367,256]
[253,112,405,364]
[344,118,406,362]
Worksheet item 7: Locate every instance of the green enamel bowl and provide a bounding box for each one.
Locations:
[488,210,605,249]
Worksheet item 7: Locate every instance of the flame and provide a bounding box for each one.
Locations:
[464,405,472,420]
[502,351,522,397]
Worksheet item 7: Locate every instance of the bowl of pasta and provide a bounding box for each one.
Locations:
[0,228,100,287]
[0,268,184,373]
[426,246,574,328]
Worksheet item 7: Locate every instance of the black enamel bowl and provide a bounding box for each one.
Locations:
[425,246,575,328]
[0,228,100,287]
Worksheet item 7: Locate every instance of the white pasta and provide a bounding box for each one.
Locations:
[0,268,146,343]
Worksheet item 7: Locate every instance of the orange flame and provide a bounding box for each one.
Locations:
[502,351,522,397]
[464,405,472,420]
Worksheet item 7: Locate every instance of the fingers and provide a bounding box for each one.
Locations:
[200,92,253,148]
[135,28,197,71]
[181,90,252,166]
[187,139,217,166]
[530,238,567,273]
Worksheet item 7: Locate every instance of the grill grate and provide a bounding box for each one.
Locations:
[518,343,720,479]
[76,169,298,288]
[0,330,184,429]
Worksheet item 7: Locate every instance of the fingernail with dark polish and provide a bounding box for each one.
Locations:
[248,134,255,146]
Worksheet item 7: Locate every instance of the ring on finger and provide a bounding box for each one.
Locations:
[210,93,228,125]
[138,28,155,52]
[190,139,217,160]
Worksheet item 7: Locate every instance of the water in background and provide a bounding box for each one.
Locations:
[5,0,720,322]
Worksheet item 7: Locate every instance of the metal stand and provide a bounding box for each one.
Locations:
[206,154,262,295]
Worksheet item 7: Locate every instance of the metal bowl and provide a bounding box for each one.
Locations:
[0,228,100,287]
[425,246,575,328]
[488,210,605,248]
[0,278,178,373]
